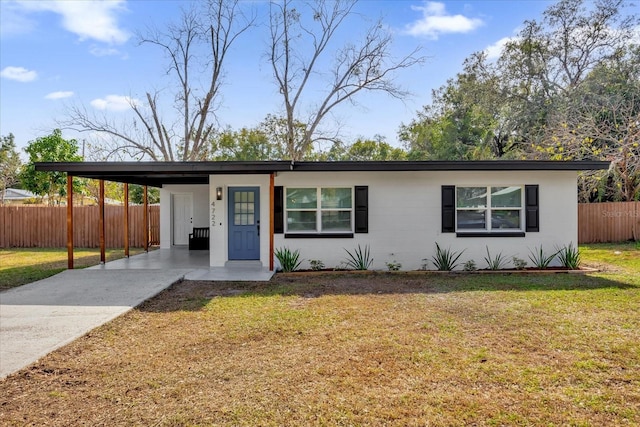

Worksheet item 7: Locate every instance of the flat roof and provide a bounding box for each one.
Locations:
[35,160,611,187]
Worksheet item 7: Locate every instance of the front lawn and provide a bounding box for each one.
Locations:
[0,244,638,425]
[0,248,148,291]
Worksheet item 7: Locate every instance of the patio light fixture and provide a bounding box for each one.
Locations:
[216,187,223,200]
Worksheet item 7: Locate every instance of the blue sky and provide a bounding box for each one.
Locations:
[0,0,555,155]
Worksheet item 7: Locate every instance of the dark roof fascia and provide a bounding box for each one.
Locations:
[34,160,610,187]
[36,160,610,174]
[290,160,610,171]
[35,161,293,174]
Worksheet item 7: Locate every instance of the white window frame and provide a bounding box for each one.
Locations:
[455,185,524,232]
[285,187,354,233]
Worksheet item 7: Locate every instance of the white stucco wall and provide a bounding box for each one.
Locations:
[271,170,578,271]
[160,170,578,270]
[159,184,209,248]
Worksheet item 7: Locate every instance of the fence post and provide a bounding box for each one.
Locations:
[143,185,149,252]
[124,183,129,257]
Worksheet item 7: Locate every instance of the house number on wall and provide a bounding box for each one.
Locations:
[210,202,216,226]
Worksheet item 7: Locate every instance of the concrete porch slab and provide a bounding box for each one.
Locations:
[185,267,275,282]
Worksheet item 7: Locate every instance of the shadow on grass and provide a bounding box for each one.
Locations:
[139,271,639,313]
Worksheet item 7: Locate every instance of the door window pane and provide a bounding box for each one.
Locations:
[234,191,255,225]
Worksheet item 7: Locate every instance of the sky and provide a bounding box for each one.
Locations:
[0,0,558,157]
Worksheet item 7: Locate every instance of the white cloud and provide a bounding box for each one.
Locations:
[485,36,517,60]
[0,2,37,37]
[89,46,121,57]
[1,66,38,82]
[45,91,74,100]
[14,0,130,44]
[90,95,138,112]
[405,1,483,39]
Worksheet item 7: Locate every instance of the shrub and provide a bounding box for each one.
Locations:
[274,247,302,272]
[431,243,464,271]
[556,243,581,269]
[528,245,558,269]
[512,256,527,270]
[344,245,373,270]
[309,259,325,271]
[463,260,477,271]
[385,260,402,271]
[483,246,508,270]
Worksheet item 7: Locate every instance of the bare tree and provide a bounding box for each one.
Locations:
[61,0,253,161]
[269,0,424,160]
[538,46,640,201]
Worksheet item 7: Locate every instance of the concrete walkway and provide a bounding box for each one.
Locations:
[0,269,188,379]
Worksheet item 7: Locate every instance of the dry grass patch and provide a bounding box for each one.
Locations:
[1,272,639,426]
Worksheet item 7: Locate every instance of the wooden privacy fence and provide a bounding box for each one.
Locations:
[2,202,638,247]
[0,205,160,248]
[578,202,640,243]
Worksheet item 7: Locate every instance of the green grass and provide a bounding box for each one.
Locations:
[2,263,639,425]
[0,248,147,290]
[581,241,640,272]
[0,243,638,425]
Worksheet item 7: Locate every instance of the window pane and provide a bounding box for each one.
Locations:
[286,188,317,209]
[457,187,487,208]
[321,188,352,209]
[287,211,317,231]
[491,210,520,229]
[491,187,521,208]
[322,211,351,231]
[457,210,486,229]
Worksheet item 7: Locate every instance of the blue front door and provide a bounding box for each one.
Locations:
[228,187,260,260]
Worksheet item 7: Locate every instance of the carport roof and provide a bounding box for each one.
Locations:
[35,160,611,187]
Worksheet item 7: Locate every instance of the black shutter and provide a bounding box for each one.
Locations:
[442,185,455,233]
[525,185,539,232]
[354,186,368,233]
[274,186,284,234]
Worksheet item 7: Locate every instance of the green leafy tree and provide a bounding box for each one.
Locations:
[210,126,282,161]
[399,0,639,182]
[20,129,84,205]
[130,184,160,205]
[536,45,640,201]
[1,133,22,204]
[325,136,407,161]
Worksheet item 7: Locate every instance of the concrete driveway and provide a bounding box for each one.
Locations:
[0,269,190,379]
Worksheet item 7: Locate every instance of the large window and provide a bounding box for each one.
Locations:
[456,186,522,231]
[286,187,352,233]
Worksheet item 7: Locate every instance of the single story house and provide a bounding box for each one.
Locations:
[0,188,38,204]
[35,160,609,270]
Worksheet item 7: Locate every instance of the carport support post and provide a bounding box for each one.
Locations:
[123,183,129,257]
[269,173,274,271]
[143,185,149,252]
[99,179,106,264]
[66,175,74,269]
